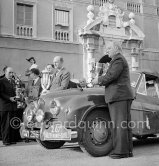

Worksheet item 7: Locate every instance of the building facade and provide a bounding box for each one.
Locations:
[0,0,159,81]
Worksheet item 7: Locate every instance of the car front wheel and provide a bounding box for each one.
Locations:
[36,139,65,149]
[79,108,113,157]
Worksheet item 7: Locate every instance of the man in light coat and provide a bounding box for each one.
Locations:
[50,56,70,91]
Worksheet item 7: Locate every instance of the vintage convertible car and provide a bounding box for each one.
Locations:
[20,70,159,157]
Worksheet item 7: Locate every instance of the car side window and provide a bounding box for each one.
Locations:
[130,72,141,88]
[137,74,147,95]
[154,80,159,98]
[146,80,159,98]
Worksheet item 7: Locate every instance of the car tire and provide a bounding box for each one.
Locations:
[79,108,113,157]
[36,139,65,149]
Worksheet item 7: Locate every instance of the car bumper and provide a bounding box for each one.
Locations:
[20,123,40,139]
[20,123,78,141]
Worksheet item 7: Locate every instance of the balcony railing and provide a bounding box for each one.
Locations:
[16,25,33,37]
[92,0,108,6]
[55,30,69,41]
[127,2,141,13]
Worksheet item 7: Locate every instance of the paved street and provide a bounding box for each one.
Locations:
[0,138,159,166]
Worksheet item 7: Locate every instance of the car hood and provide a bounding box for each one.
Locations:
[41,87,105,101]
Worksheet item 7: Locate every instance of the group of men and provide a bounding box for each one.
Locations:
[25,56,71,99]
[0,41,134,159]
[0,55,70,146]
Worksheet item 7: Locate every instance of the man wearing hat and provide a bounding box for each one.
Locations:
[25,57,38,77]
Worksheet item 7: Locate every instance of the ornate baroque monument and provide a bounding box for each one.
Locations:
[79,0,145,84]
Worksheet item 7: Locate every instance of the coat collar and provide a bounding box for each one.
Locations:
[3,77,11,82]
[3,77,14,85]
[109,53,122,64]
[54,67,65,77]
[33,77,40,85]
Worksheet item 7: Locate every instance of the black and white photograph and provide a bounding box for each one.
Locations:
[0,0,159,166]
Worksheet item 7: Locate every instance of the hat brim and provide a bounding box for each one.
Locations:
[26,57,35,61]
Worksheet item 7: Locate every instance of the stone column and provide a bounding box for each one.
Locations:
[131,49,139,71]
[79,32,100,84]
[86,47,95,86]
[128,39,141,71]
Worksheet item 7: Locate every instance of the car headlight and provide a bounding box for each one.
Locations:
[26,102,37,122]
[49,100,61,116]
[38,98,45,108]
[33,98,45,123]
[26,112,33,122]
[35,109,44,122]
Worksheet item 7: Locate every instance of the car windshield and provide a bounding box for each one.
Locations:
[130,72,141,88]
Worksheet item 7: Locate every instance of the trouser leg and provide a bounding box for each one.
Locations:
[127,100,133,154]
[11,109,23,142]
[10,111,17,142]
[0,116,1,140]
[0,111,11,143]
[108,100,133,154]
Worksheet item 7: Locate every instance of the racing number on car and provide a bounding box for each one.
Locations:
[51,124,61,133]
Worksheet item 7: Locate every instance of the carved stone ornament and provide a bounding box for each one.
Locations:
[79,0,145,82]
[83,0,145,41]
[97,0,124,28]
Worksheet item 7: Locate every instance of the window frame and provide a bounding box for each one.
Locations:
[52,5,73,42]
[130,72,141,88]
[16,3,33,26]
[55,9,69,27]
[14,0,37,38]
[126,2,141,13]
[137,74,147,96]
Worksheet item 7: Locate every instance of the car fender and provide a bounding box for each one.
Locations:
[62,94,108,129]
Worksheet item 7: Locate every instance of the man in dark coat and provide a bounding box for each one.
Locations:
[0,66,7,140]
[0,67,17,145]
[92,41,134,159]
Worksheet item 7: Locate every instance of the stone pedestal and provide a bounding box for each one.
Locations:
[131,51,139,71]
[80,33,100,83]
[128,39,142,71]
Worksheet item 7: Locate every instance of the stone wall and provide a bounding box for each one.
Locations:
[0,36,83,80]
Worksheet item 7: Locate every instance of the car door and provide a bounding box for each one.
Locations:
[134,73,159,135]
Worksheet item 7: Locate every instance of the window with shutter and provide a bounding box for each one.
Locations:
[127,2,141,13]
[16,3,33,37]
[54,9,70,41]
[109,15,116,27]
[92,0,108,6]
[55,9,69,27]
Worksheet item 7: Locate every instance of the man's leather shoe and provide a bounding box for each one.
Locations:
[3,142,11,146]
[129,152,133,157]
[109,153,132,159]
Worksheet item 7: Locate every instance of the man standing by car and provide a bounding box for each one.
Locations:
[25,68,42,102]
[49,56,70,91]
[92,41,134,159]
[0,67,17,145]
